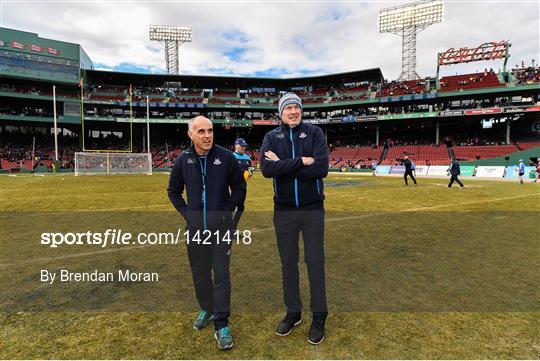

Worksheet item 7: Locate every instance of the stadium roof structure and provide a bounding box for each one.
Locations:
[2,26,384,87]
[84,67,384,90]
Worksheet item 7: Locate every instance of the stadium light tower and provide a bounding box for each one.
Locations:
[149,25,192,75]
[378,0,443,81]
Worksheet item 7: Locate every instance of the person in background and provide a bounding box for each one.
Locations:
[517,159,526,185]
[402,156,417,187]
[447,157,464,189]
[232,138,252,227]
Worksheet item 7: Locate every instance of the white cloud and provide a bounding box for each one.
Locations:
[1,0,538,80]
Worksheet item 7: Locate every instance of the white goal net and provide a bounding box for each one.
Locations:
[74,152,152,176]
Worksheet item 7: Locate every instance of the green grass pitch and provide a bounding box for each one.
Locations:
[1,172,539,359]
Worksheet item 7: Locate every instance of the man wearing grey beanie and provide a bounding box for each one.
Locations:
[260,92,329,345]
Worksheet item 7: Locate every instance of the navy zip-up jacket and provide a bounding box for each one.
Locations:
[260,122,329,208]
[449,160,461,175]
[167,144,246,230]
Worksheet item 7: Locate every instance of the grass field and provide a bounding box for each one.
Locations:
[1,172,539,359]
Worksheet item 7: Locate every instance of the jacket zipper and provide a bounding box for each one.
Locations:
[290,128,299,208]
[199,156,207,230]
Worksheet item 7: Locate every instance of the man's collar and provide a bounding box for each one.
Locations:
[281,121,303,132]
[191,144,215,157]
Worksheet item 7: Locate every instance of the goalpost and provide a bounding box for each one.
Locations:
[74,152,152,176]
[75,82,153,176]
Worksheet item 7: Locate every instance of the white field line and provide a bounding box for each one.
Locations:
[1,192,538,268]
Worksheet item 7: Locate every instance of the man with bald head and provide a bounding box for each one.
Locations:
[167,116,246,350]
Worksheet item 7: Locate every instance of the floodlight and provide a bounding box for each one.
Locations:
[149,25,193,74]
[378,0,443,81]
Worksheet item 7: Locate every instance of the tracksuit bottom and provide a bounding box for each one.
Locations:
[404,170,417,185]
[186,230,232,330]
[448,174,464,187]
[273,201,328,320]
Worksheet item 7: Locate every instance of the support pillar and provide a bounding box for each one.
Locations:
[435,121,440,145]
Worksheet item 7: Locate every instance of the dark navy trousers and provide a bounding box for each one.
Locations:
[273,201,328,320]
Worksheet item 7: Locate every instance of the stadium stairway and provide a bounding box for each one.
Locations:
[448,147,455,159]
[380,147,389,163]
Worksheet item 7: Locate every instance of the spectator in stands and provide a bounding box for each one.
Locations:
[447,157,464,189]
[167,116,246,351]
[402,156,417,187]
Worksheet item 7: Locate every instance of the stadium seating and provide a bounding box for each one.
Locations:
[382,145,450,165]
[516,141,540,150]
[248,150,260,165]
[169,97,203,103]
[312,88,329,96]
[303,97,326,104]
[97,85,125,93]
[453,145,520,161]
[0,141,534,171]
[89,94,126,101]
[439,72,503,92]
[330,93,369,103]
[329,146,383,167]
[181,89,203,96]
[0,85,78,98]
[213,90,238,97]
[340,84,370,93]
[512,67,540,85]
[291,90,310,97]
[208,98,241,104]
[377,79,428,97]
[1,159,19,169]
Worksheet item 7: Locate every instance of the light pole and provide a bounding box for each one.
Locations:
[378,0,443,81]
[149,25,192,75]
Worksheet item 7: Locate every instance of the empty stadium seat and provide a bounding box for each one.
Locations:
[452,145,518,161]
[382,145,450,165]
[329,146,383,167]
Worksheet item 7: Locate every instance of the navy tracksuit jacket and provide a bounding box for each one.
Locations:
[167,144,246,330]
[167,145,246,231]
[260,122,328,207]
[260,121,329,318]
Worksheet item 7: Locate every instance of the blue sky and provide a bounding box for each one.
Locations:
[1,1,538,80]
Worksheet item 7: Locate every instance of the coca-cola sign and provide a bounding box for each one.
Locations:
[439,40,509,66]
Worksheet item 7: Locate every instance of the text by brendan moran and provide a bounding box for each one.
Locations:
[40,269,159,284]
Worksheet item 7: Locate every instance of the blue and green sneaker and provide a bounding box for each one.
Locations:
[193,310,214,330]
[214,326,233,350]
